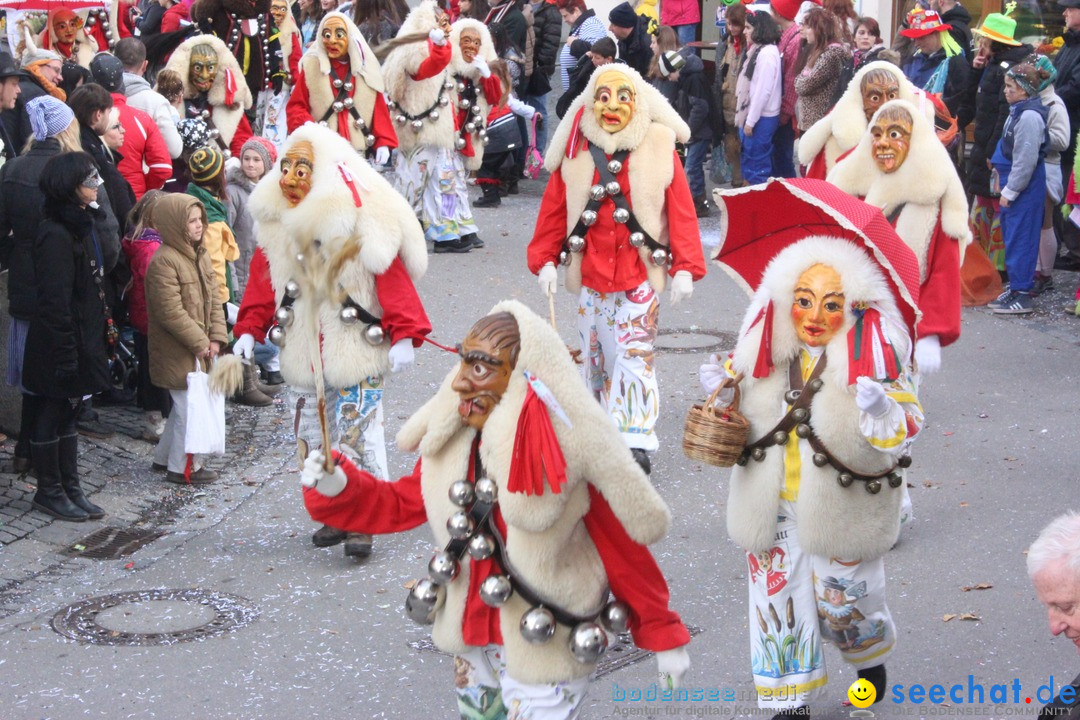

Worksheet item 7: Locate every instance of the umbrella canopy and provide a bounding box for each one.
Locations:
[711,177,923,341]
[0,0,102,12]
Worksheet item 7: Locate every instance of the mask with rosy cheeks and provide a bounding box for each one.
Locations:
[459,29,481,63]
[52,12,80,45]
[860,71,900,121]
[189,46,218,93]
[279,141,314,206]
[791,264,846,347]
[321,17,349,59]
[870,108,913,174]
[450,315,519,430]
[270,0,288,27]
[592,69,635,133]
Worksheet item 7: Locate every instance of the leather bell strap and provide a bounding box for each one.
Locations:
[559,149,631,256]
[319,68,369,132]
[341,296,382,326]
[396,83,448,123]
[742,352,829,457]
[584,143,667,258]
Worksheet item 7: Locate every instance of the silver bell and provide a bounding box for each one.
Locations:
[589,184,606,201]
[343,97,354,109]
[600,600,631,634]
[567,235,585,253]
[581,210,598,227]
[812,453,829,467]
[87,15,96,25]
[456,81,466,92]
[339,306,359,325]
[795,423,811,438]
[837,473,854,488]
[479,575,513,607]
[792,408,808,422]
[520,607,556,644]
[284,280,301,299]
[629,232,645,248]
[396,114,407,125]
[201,109,210,119]
[429,109,440,121]
[446,510,475,540]
[445,80,455,90]
[354,118,364,129]
[448,480,475,507]
[605,181,621,196]
[477,128,487,139]
[411,119,424,132]
[428,551,460,584]
[405,578,443,624]
[344,81,354,92]
[612,208,630,224]
[474,477,498,504]
[751,447,766,461]
[784,389,802,404]
[268,324,286,347]
[332,78,343,89]
[809,378,824,392]
[332,101,344,113]
[866,479,882,494]
[455,137,467,150]
[607,159,623,174]
[568,621,608,663]
[559,250,570,266]
[471,104,481,116]
[465,121,477,134]
[387,99,396,109]
[481,135,490,145]
[650,248,669,266]
[459,99,471,110]
[365,133,376,146]
[887,472,903,488]
[364,323,385,346]
[274,305,294,327]
[897,455,912,468]
[467,534,495,560]
[439,95,450,106]
[772,430,788,446]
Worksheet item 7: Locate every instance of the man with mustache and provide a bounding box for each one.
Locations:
[299,301,691,715]
[1028,512,1080,718]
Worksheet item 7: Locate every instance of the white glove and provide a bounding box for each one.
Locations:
[428,28,446,46]
[472,55,491,78]
[656,646,691,689]
[538,262,557,297]
[232,333,255,359]
[855,376,892,418]
[225,302,239,325]
[914,335,941,375]
[388,338,416,374]
[698,353,728,395]
[225,155,241,172]
[669,270,693,306]
[374,145,390,166]
[300,450,347,497]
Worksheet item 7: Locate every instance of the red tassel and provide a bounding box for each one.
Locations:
[224,68,236,107]
[507,385,567,496]
[336,162,363,207]
[847,307,900,385]
[566,106,586,159]
[750,302,775,379]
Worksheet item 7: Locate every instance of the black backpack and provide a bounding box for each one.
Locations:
[827,52,856,111]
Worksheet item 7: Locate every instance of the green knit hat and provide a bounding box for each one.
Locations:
[188,145,224,184]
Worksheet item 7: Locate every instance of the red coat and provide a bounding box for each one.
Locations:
[285,58,397,148]
[233,247,431,346]
[112,93,172,199]
[528,151,707,293]
[121,230,162,335]
[303,452,691,652]
[161,2,189,32]
[906,216,962,347]
[410,38,452,81]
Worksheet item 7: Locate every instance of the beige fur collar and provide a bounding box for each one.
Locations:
[165,34,254,111]
[309,12,384,93]
[545,64,689,168]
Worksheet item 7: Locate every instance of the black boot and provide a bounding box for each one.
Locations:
[312,524,347,547]
[235,362,273,407]
[344,532,373,559]
[31,440,88,522]
[474,183,501,208]
[858,664,887,704]
[631,448,651,475]
[58,433,104,520]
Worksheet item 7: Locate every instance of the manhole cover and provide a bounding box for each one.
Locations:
[655,328,734,355]
[52,588,259,646]
[63,527,166,559]
[407,626,702,677]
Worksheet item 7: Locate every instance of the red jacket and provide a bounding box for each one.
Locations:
[304,452,691,652]
[121,229,162,335]
[161,2,190,32]
[232,247,431,346]
[112,93,172,199]
[906,216,962,347]
[528,151,707,293]
[285,58,397,148]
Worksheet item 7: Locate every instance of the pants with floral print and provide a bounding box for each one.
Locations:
[454,645,591,720]
[576,281,660,451]
[393,145,479,245]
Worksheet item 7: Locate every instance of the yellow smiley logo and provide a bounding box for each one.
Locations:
[848,678,877,708]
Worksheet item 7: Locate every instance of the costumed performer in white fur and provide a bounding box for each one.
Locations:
[300,301,692,718]
[246,123,431,558]
[285,11,396,163]
[164,34,254,158]
[381,1,501,253]
[24,8,99,68]
[797,61,927,180]
[527,64,707,474]
[259,0,303,148]
[699,233,925,715]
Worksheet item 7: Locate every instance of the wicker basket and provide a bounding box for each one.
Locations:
[683,374,751,468]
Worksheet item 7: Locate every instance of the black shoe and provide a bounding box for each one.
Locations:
[312,524,347,547]
[1054,255,1080,271]
[13,455,31,473]
[474,185,501,207]
[506,180,519,195]
[76,418,114,440]
[58,434,104,519]
[462,232,484,248]
[433,238,473,254]
[1032,273,1054,295]
[151,462,168,472]
[858,664,887,704]
[344,532,373,558]
[165,468,218,484]
[631,448,651,475]
[694,196,711,218]
[264,370,285,386]
[31,440,88,522]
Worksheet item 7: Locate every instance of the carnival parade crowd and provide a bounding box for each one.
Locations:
[1,0,1079,715]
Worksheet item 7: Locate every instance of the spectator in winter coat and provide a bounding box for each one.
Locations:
[67,84,131,245]
[853,18,888,71]
[931,0,972,57]
[793,7,852,132]
[735,9,782,185]
[899,8,969,116]
[0,53,20,165]
[186,145,239,305]
[770,0,801,177]
[484,0,527,51]
[661,0,700,48]
[717,4,747,186]
[523,0,561,152]
[609,2,653,77]
[646,26,681,103]
[226,137,276,296]
[1053,0,1080,270]
[555,36,618,118]
[89,53,172,200]
[1,47,64,156]
[555,0,607,91]
[659,50,713,216]
[1033,55,1070,292]
[115,38,184,160]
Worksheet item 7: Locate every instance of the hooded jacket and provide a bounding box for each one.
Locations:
[123,72,184,159]
[671,52,712,143]
[144,194,228,390]
[939,3,972,57]
[615,15,654,78]
[525,0,561,95]
[1054,28,1080,158]
[225,164,258,294]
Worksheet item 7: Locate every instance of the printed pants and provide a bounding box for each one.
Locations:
[746,500,896,710]
[577,282,660,451]
[454,645,591,720]
[291,378,388,480]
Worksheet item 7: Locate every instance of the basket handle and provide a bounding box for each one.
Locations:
[705,372,743,415]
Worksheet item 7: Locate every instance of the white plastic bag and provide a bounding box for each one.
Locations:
[185,357,226,455]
